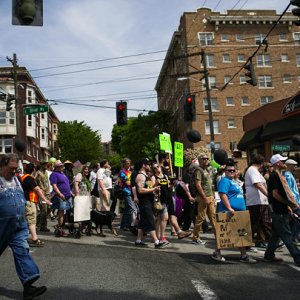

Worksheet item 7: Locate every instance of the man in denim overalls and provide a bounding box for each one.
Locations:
[0,154,47,300]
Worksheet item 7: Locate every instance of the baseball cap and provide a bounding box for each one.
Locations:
[270,154,288,165]
[285,159,298,165]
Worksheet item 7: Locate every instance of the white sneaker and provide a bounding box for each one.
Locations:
[191,239,207,245]
[240,255,257,263]
[211,251,226,262]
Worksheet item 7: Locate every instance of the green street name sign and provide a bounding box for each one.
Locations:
[272,145,290,152]
[24,105,49,116]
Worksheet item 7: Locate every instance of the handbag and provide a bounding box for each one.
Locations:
[153,200,163,211]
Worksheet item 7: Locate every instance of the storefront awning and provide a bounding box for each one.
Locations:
[237,126,263,151]
[260,114,300,141]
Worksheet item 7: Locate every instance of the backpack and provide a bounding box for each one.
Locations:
[91,181,99,197]
[113,179,123,200]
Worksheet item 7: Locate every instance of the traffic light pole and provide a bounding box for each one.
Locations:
[7,53,21,143]
[201,50,215,154]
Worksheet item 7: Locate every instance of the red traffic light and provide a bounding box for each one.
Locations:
[186,97,193,103]
[117,104,125,111]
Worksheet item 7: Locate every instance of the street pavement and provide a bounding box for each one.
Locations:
[36,218,297,265]
[1,218,300,300]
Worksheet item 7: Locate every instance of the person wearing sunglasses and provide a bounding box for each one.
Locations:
[217,160,257,263]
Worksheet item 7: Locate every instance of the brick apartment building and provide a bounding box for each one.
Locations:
[0,67,59,164]
[155,7,300,168]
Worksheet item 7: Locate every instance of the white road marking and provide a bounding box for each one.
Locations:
[191,279,219,300]
[289,264,300,272]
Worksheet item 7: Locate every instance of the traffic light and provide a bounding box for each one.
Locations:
[244,63,257,86]
[116,101,127,125]
[184,94,196,121]
[6,94,15,111]
[291,0,300,25]
[12,0,43,26]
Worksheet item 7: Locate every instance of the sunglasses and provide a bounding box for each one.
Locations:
[201,157,209,160]
[153,165,160,169]
[226,169,236,173]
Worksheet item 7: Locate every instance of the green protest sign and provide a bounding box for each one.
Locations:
[174,142,184,167]
[159,133,172,154]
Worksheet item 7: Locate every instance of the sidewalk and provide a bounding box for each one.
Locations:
[36,217,295,265]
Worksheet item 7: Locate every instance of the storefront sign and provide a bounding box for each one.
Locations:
[282,93,300,116]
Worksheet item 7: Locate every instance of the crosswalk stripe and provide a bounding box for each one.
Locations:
[191,279,219,300]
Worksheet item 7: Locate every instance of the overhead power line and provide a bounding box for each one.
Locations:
[29,49,167,72]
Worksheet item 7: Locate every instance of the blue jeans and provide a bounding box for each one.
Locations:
[265,212,300,264]
[52,195,73,211]
[0,178,40,284]
[121,194,137,229]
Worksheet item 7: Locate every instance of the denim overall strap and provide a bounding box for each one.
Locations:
[0,175,40,284]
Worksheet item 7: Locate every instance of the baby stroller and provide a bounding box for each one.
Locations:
[54,202,82,239]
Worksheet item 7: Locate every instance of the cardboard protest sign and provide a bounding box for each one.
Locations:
[215,210,252,249]
[174,141,183,167]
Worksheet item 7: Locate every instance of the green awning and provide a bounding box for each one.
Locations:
[260,114,300,141]
[237,127,262,151]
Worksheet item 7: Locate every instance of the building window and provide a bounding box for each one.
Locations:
[236,34,245,41]
[260,96,273,105]
[202,76,216,89]
[237,54,245,62]
[228,119,236,128]
[257,54,271,67]
[293,32,300,44]
[226,97,234,106]
[27,115,32,127]
[279,32,287,41]
[0,137,13,154]
[221,34,229,41]
[198,32,214,46]
[283,74,292,83]
[224,76,232,85]
[206,54,215,67]
[281,54,289,62]
[41,128,45,140]
[240,75,246,84]
[53,124,57,135]
[9,112,14,125]
[297,54,300,66]
[242,96,250,106]
[258,75,272,88]
[223,54,231,63]
[255,33,267,45]
[27,141,31,156]
[0,112,6,125]
[204,98,218,111]
[27,90,32,103]
[41,113,45,119]
[205,120,220,134]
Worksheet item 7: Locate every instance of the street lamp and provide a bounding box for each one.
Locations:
[177,76,215,153]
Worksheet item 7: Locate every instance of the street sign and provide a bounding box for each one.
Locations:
[272,145,290,152]
[24,105,49,115]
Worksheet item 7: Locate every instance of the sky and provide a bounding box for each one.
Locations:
[0,0,289,142]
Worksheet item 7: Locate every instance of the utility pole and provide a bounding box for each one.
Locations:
[201,49,215,154]
[6,53,20,140]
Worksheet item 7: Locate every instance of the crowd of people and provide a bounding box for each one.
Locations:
[1,151,300,299]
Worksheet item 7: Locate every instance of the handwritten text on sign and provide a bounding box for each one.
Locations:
[215,211,252,249]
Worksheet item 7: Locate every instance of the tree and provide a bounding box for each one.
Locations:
[111,111,174,161]
[57,121,102,163]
